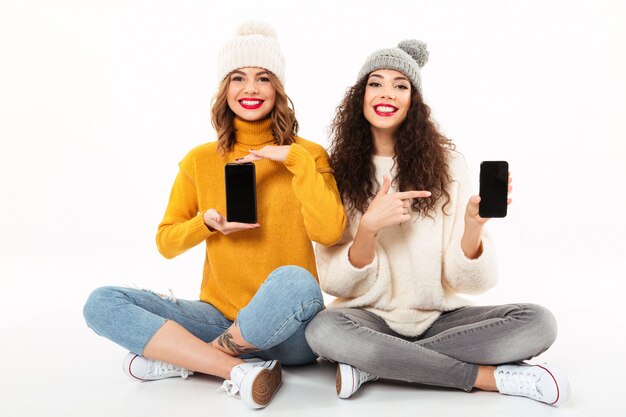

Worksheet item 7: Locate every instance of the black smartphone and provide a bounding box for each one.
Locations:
[224,163,257,224]
[479,161,509,218]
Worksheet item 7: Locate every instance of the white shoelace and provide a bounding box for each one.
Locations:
[359,370,378,384]
[150,361,191,379]
[217,379,241,398]
[497,370,542,399]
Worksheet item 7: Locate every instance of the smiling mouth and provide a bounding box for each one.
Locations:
[373,104,398,116]
[239,99,265,110]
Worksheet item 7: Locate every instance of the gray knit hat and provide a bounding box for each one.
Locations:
[217,21,286,85]
[357,40,429,92]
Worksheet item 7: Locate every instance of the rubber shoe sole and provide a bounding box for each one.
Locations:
[336,363,359,399]
[336,365,342,396]
[242,361,282,408]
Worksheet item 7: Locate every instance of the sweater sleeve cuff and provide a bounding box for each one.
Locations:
[346,246,378,275]
[321,244,379,298]
[284,143,315,174]
[191,212,215,240]
[446,236,498,293]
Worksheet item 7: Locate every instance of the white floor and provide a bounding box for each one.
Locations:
[1,289,620,417]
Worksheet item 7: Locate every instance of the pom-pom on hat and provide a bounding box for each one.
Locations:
[357,40,429,92]
[217,21,286,85]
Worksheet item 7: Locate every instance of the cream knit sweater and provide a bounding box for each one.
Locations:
[316,150,498,337]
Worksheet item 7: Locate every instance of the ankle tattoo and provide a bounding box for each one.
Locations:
[215,332,258,355]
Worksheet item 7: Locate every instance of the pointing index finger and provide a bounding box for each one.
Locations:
[395,190,431,199]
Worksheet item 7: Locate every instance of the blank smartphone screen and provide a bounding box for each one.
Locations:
[225,163,257,224]
[479,161,508,218]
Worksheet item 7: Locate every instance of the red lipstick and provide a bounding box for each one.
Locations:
[239,98,265,110]
[373,103,398,117]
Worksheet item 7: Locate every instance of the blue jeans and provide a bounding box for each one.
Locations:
[305,304,557,390]
[83,266,324,366]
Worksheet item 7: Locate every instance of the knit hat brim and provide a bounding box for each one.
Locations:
[217,22,286,85]
[357,40,428,92]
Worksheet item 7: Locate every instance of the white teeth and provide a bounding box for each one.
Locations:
[241,100,262,106]
[375,105,396,113]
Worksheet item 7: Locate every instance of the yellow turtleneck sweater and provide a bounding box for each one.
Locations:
[156,118,346,320]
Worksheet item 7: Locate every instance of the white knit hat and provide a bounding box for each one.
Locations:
[217,21,286,85]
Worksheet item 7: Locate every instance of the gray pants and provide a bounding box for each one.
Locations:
[304,304,557,391]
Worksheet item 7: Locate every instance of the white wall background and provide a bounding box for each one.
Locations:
[1,1,625,415]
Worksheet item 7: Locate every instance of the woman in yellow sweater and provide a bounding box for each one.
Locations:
[83,21,345,409]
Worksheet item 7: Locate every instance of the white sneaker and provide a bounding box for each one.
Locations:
[218,360,282,409]
[122,352,192,381]
[336,363,378,399]
[494,362,570,406]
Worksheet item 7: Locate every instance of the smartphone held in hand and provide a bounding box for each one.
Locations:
[225,163,257,224]
[479,161,508,218]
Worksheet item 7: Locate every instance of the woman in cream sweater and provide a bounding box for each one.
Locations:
[305,39,570,407]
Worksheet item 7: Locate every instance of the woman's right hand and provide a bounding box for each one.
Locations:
[360,176,431,235]
[203,209,260,235]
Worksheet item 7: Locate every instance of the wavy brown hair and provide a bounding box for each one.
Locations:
[330,76,455,218]
[211,71,299,155]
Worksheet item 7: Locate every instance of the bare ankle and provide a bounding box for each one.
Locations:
[473,365,498,391]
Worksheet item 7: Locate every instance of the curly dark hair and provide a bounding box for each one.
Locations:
[329,76,456,218]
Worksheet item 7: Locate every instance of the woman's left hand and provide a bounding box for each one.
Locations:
[465,173,513,227]
[235,145,291,164]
